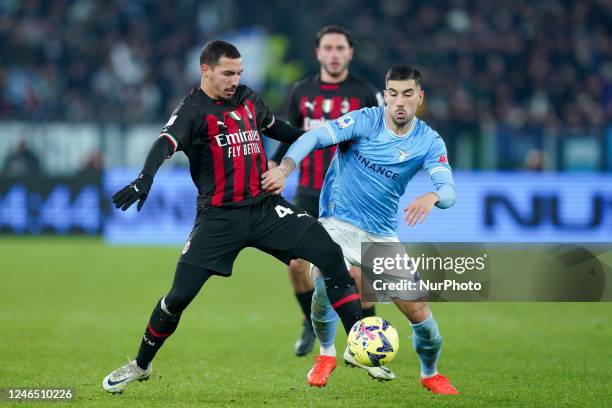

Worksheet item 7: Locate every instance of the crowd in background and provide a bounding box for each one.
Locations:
[0,0,610,170]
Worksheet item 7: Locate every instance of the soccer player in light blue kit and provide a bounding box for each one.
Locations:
[262,65,458,394]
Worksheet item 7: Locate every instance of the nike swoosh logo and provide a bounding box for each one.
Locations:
[106,378,128,387]
[297,213,310,218]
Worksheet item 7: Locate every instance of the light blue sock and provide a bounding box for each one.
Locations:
[310,275,339,349]
[411,314,442,376]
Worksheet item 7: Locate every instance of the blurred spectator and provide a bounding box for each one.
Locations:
[78,149,105,175]
[1,138,41,177]
[524,148,545,172]
[0,0,609,157]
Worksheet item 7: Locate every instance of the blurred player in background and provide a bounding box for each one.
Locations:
[101,40,365,394]
[271,25,382,357]
[1,138,41,178]
[263,65,459,394]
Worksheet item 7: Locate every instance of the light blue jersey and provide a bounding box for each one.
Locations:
[285,106,455,236]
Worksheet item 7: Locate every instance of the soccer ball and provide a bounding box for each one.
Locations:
[347,316,399,367]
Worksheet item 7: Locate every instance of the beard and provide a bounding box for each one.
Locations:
[392,112,411,127]
[218,86,236,101]
[323,62,347,77]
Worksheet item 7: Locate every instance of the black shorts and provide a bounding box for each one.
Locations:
[179,195,318,276]
[294,193,320,218]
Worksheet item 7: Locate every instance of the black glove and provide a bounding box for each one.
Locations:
[112,173,153,211]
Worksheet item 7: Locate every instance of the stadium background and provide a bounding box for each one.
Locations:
[1,1,610,406]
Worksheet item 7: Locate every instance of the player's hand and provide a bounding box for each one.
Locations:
[404,192,439,226]
[261,166,288,195]
[112,173,153,211]
[267,160,278,168]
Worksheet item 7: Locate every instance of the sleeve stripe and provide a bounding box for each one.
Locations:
[159,133,178,152]
[429,166,452,176]
[264,115,276,129]
[323,123,338,144]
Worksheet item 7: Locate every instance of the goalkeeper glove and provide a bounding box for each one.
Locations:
[112,173,153,211]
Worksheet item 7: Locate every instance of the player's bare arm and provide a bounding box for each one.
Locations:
[261,157,295,194]
[404,192,440,226]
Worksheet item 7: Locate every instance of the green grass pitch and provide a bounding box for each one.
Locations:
[1,237,610,407]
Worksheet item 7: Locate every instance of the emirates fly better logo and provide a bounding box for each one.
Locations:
[214,129,262,158]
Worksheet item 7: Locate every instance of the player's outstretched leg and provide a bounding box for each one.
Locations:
[289,259,316,356]
[102,262,211,394]
[102,358,152,394]
[346,267,376,318]
[308,269,395,384]
[340,267,394,380]
[394,300,458,395]
[292,223,363,334]
[291,223,363,387]
[413,316,458,395]
[310,274,339,356]
[307,273,339,386]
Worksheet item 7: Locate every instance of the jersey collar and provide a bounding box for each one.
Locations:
[195,87,238,107]
[316,73,352,87]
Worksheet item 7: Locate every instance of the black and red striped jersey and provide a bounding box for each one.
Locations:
[159,85,277,207]
[273,73,382,196]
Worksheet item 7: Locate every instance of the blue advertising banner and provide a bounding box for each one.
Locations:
[0,174,102,235]
[398,172,612,242]
[103,169,612,244]
[104,169,199,244]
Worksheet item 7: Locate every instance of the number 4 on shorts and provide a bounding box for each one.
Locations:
[275,205,295,218]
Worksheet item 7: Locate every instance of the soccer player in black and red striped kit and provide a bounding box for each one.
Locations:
[270,26,382,357]
[102,40,364,394]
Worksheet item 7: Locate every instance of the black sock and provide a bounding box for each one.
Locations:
[362,305,376,317]
[295,290,314,322]
[325,286,363,334]
[136,298,181,369]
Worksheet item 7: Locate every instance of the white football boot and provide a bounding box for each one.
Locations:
[102,358,152,394]
[343,347,395,381]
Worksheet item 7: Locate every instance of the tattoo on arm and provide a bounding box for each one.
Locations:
[279,157,296,175]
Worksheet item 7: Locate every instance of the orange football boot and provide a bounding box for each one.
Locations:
[307,355,337,387]
[421,373,459,395]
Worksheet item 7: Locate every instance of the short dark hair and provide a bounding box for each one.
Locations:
[385,65,422,87]
[199,40,241,66]
[315,25,354,47]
